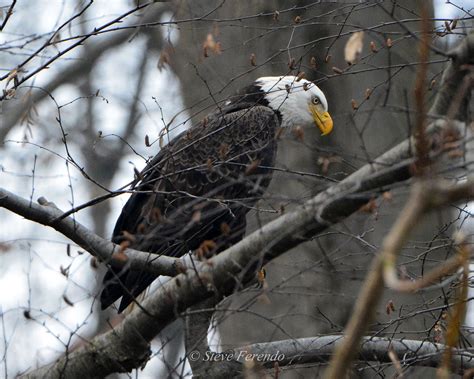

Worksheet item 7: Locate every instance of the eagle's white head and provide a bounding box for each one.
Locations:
[256,76,333,135]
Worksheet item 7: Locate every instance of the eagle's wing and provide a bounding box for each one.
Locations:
[101,105,279,312]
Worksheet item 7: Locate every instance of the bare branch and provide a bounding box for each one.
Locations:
[243,335,474,374]
[170,335,474,378]
[0,187,185,277]
[0,3,169,141]
[0,0,16,31]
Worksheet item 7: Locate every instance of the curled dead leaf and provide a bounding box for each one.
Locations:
[273,10,279,21]
[296,71,305,81]
[365,88,372,99]
[218,143,230,160]
[344,31,364,64]
[192,210,202,223]
[370,41,378,53]
[245,159,261,176]
[288,57,296,70]
[202,33,222,57]
[351,99,359,110]
[386,299,396,315]
[359,198,377,213]
[220,222,230,236]
[292,126,304,142]
[250,53,256,66]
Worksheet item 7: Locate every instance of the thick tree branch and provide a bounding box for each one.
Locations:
[430,31,474,120]
[177,335,474,378]
[246,336,474,373]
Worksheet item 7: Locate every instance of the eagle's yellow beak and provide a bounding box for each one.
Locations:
[310,105,333,136]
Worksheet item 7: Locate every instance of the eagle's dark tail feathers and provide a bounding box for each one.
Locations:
[100,268,156,313]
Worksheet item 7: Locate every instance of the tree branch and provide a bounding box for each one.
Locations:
[430,31,474,120]
[0,188,189,277]
[243,336,474,374]
[180,335,474,378]
[0,2,169,142]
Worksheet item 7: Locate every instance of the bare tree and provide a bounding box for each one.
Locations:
[0,1,473,378]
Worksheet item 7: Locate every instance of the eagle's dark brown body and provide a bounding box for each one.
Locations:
[101,101,280,311]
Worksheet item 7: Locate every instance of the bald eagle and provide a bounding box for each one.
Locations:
[101,76,332,312]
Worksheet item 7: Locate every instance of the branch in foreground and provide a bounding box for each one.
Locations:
[18,118,465,379]
[323,30,474,379]
[324,178,474,379]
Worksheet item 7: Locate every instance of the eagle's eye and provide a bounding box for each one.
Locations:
[312,97,320,105]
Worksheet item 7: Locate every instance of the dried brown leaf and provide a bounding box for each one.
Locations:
[220,222,230,236]
[191,210,202,223]
[365,87,372,99]
[206,157,213,170]
[292,126,304,142]
[245,159,261,176]
[250,53,257,66]
[122,230,136,242]
[359,198,377,213]
[370,41,378,53]
[344,31,364,64]
[351,99,359,110]
[158,49,170,70]
[288,57,296,70]
[296,71,305,81]
[202,33,222,57]
[218,143,230,160]
[382,191,393,201]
